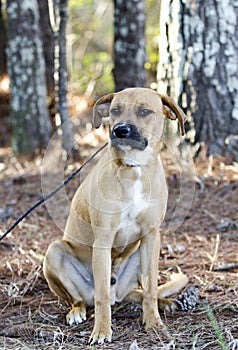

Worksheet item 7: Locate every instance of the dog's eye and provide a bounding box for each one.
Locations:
[111,106,121,117]
[137,108,153,118]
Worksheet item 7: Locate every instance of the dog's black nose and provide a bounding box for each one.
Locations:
[111,123,148,150]
[112,123,132,138]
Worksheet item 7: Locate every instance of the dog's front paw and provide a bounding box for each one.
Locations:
[66,305,87,325]
[144,315,166,333]
[143,308,166,333]
[89,325,112,345]
[143,299,166,333]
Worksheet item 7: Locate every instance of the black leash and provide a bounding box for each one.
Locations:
[0,142,108,242]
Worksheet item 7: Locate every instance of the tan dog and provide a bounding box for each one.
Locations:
[43,87,188,345]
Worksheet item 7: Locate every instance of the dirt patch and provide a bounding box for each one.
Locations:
[0,116,237,349]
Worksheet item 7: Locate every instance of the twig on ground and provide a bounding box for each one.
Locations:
[208,234,220,271]
[212,263,238,272]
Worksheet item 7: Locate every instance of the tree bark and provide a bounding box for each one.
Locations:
[49,0,75,156]
[58,0,75,154]
[113,0,147,91]
[0,0,7,77]
[37,0,56,121]
[158,0,238,156]
[6,0,52,155]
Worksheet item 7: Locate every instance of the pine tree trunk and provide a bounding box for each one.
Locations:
[58,0,75,154]
[113,0,147,91]
[0,0,7,77]
[158,0,238,156]
[37,0,56,125]
[49,0,75,156]
[6,0,52,155]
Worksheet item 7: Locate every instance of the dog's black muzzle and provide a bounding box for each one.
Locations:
[110,123,148,151]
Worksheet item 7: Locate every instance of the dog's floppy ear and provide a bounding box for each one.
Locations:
[158,94,187,135]
[93,93,116,128]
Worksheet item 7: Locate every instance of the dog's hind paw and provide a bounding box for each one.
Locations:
[158,297,177,312]
[176,286,199,311]
[66,305,87,325]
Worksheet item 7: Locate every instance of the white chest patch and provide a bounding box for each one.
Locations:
[118,168,149,244]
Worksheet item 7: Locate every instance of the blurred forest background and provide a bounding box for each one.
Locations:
[0,0,237,158]
[0,1,238,349]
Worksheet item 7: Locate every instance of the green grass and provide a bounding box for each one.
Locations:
[206,305,229,350]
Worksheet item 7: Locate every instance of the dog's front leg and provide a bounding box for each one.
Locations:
[140,228,165,331]
[90,245,112,345]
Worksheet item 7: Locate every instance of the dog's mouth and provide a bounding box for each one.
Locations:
[110,123,148,151]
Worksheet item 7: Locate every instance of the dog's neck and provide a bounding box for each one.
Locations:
[110,145,155,167]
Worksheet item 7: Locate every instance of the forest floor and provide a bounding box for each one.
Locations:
[0,101,237,349]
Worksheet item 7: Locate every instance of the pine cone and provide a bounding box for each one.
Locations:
[176,286,199,311]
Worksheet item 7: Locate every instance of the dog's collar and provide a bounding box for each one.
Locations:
[111,144,154,167]
[123,158,142,167]
[115,157,142,168]
[126,163,141,167]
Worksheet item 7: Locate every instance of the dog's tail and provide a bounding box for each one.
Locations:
[128,271,199,312]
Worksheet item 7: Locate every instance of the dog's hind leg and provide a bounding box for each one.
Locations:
[43,240,94,325]
[128,271,188,312]
[127,289,177,312]
[157,271,188,298]
[157,271,189,312]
